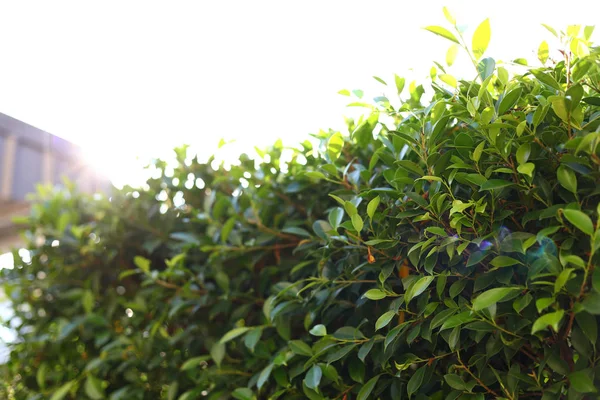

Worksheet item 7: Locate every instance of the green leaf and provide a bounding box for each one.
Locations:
[375,311,396,331]
[531,310,565,334]
[180,356,210,371]
[328,207,344,230]
[557,166,577,194]
[289,340,313,357]
[554,269,574,294]
[50,381,75,400]
[498,87,522,115]
[395,74,406,94]
[134,256,151,274]
[221,216,237,243]
[516,143,531,165]
[446,45,459,67]
[424,26,460,44]
[82,290,94,314]
[477,57,495,80]
[367,196,380,219]
[593,269,600,292]
[473,287,520,311]
[563,209,594,236]
[36,363,48,389]
[568,370,597,393]
[517,163,535,177]
[344,201,358,217]
[312,220,332,241]
[281,226,312,238]
[576,312,597,345]
[232,388,254,400]
[328,132,344,161]
[373,76,387,86]
[84,376,105,400]
[244,329,262,353]
[364,289,387,300]
[479,179,514,191]
[406,276,435,304]
[357,375,380,400]
[309,324,327,336]
[440,311,475,331]
[210,342,225,367]
[304,365,322,390]
[531,70,561,91]
[351,214,364,232]
[538,40,549,64]
[489,256,521,268]
[439,74,457,88]
[444,374,466,390]
[472,19,491,59]
[257,364,273,390]
[407,365,427,397]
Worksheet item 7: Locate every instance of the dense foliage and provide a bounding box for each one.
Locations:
[3,15,600,400]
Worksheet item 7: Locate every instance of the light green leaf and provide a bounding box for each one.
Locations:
[304,365,322,390]
[554,269,574,294]
[375,311,396,331]
[221,217,237,243]
[517,163,535,177]
[563,209,594,236]
[472,19,491,59]
[516,143,531,165]
[538,41,549,64]
[406,276,434,304]
[328,207,344,229]
[424,26,460,44]
[134,256,151,274]
[351,214,364,232]
[364,289,387,300]
[257,364,273,389]
[328,132,344,162]
[84,376,105,400]
[446,45,459,67]
[367,196,380,219]
[395,74,406,94]
[557,166,577,194]
[473,287,520,311]
[180,356,211,371]
[344,201,358,217]
[232,388,255,400]
[531,310,565,334]
[439,74,457,88]
[210,342,225,367]
[50,381,75,400]
[309,324,327,336]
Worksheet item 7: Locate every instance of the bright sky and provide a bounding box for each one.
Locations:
[0,1,598,186]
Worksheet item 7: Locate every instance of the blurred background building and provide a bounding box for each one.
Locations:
[0,112,109,251]
[0,112,110,362]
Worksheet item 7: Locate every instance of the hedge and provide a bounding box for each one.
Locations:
[2,16,600,400]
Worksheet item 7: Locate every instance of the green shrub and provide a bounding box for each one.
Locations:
[2,16,600,400]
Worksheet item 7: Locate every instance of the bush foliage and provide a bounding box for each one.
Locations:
[3,15,600,400]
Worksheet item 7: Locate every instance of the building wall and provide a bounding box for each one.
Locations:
[0,113,110,251]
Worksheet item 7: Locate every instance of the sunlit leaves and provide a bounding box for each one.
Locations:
[424,26,460,44]
[531,310,565,334]
[472,19,491,60]
[538,40,549,64]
